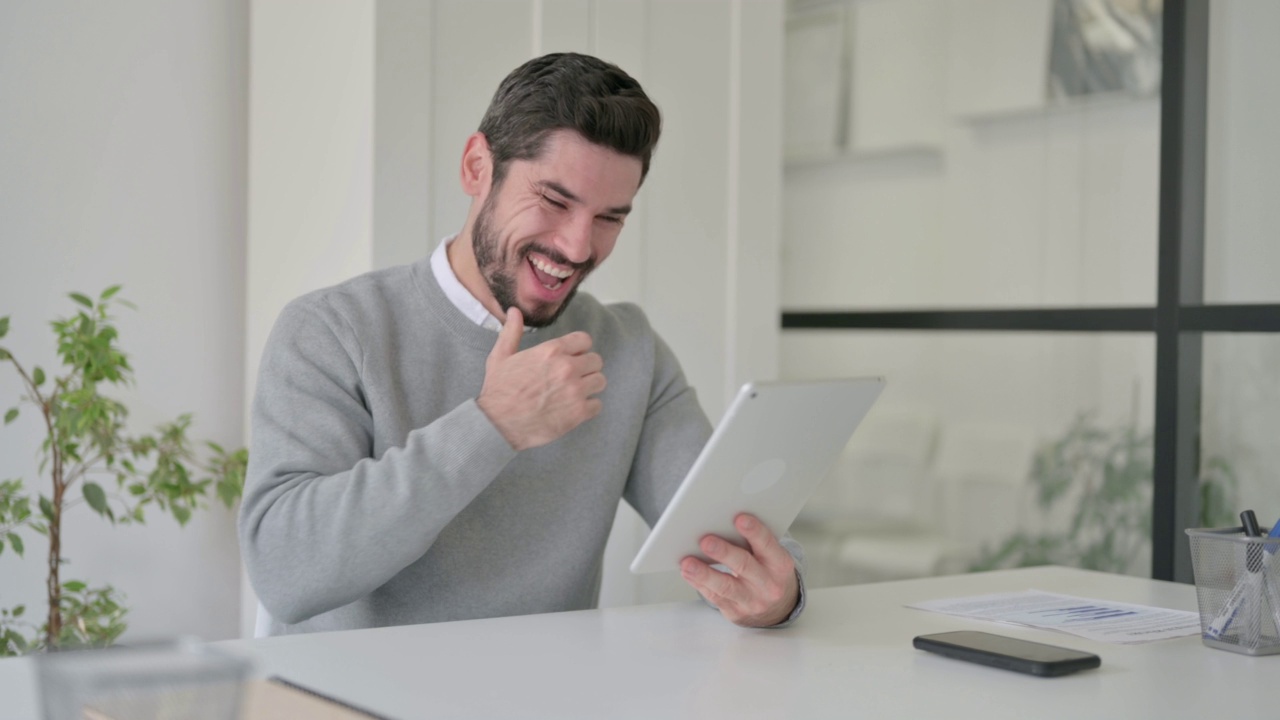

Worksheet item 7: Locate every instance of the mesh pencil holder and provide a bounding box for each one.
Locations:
[1185,526,1280,656]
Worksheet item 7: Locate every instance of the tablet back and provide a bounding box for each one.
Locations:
[630,377,885,574]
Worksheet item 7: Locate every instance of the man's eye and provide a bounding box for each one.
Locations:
[597,215,623,225]
[542,195,568,210]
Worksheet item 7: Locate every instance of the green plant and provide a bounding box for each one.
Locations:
[0,288,247,655]
[970,413,1238,575]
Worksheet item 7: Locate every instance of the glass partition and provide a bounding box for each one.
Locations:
[782,0,1160,310]
[782,330,1156,587]
[1204,1,1280,304]
[1201,334,1280,526]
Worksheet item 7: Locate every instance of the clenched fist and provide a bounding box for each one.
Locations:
[477,307,607,451]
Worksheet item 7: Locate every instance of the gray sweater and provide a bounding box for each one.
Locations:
[240,255,725,635]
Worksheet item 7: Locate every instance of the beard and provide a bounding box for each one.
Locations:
[471,191,596,328]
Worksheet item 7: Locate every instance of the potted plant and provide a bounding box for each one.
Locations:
[0,287,246,655]
[970,413,1237,575]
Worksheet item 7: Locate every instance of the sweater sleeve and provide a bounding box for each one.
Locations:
[622,330,713,526]
[238,297,517,624]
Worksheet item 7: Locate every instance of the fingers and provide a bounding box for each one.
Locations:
[574,347,604,375]
[733,514,791,574]
[681,556,736,602]
[555,330,594,356]
[680,516,798,627]
[543,334,604,395]
[488,307,524,363]
[477,321,606,450]
[571,358,606,400]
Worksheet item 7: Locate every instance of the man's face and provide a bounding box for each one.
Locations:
[471,130,643,327]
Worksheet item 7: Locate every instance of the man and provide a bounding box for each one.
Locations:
[239,53,803,636]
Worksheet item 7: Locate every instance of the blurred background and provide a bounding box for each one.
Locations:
[0,0,1275,643]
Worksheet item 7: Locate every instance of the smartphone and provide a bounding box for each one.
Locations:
[913,631,1101,677]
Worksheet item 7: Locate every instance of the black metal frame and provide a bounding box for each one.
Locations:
[1152,0,1209,583]
[784,308,1156,333]
[780,0,1280,583]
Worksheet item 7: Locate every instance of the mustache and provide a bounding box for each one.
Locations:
[519,243,595,274]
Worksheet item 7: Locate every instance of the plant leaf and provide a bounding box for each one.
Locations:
[39,495,55,523]
[0,317,7,338]
[69,292,94,309]
[83,482,108,515]
[12,605,23,618]
[3,408,16,425]
[32,366,45,387]
[63,580,86,592]
[100,285,122,301]
[5,533,21,557]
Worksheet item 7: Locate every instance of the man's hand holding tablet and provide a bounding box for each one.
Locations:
[629,377,887,627]
[680,512,800,627]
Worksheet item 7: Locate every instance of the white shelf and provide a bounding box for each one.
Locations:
[954,91,1161,125]
[784,144,943,171]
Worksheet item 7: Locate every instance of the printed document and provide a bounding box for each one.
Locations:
[908,590,1201,644]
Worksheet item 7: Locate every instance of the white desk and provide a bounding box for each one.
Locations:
[2,566,1273,719]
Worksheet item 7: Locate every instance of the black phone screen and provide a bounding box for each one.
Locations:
[913,631,1102,677]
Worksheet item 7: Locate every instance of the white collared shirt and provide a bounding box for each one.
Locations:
[430,235,533,333]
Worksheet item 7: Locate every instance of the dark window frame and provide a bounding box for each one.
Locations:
[780,0,1280,583]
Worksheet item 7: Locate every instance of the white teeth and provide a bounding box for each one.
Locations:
[531,256,573,279]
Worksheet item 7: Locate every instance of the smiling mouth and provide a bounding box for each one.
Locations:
[529,254,574,290]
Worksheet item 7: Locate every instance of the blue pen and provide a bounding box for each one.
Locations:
[1261,517,1280,634]
[1266,518,1280,555]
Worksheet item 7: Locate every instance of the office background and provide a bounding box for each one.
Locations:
[0,0,1275,645]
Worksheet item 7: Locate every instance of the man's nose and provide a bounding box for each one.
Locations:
[554,214,594,265]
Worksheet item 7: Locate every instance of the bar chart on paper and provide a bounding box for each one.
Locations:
[908,590,1201,644]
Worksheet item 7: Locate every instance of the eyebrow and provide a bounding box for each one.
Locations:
[541,180,632,216]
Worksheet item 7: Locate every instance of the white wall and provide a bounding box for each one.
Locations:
[1204,0,1280,304]
[0,0,248,642]
[783,0,1159,312]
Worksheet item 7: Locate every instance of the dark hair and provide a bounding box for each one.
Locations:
[478,53,662,186]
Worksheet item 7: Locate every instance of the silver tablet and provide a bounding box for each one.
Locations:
[630,377,885,574]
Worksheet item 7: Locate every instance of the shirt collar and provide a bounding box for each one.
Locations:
[430,235,534,334]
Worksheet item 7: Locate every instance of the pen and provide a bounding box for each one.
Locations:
[1265,517,1280,556]
[1241,509,1262,571]
[1240,511,1267,645]
[1261,517,1280,635]
[1205,511,1266,642]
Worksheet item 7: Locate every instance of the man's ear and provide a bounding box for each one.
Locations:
[460,132,492,198]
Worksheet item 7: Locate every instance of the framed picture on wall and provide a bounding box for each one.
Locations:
[1047,0,1163,102]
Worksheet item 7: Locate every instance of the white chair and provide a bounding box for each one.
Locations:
[827,419,1038,583]
[254,602,272,638]
[793,409,942,585]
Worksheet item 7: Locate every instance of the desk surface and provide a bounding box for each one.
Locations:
[2,566,1273,719]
